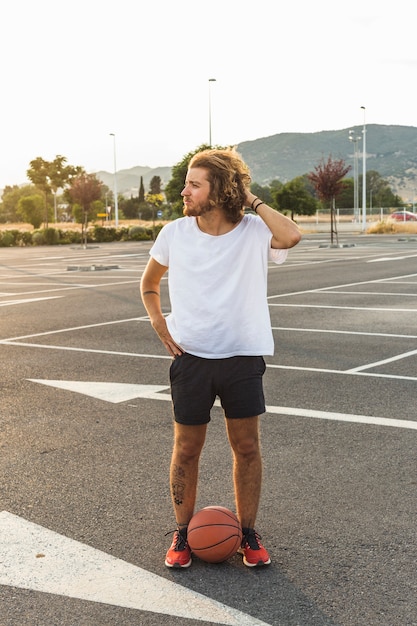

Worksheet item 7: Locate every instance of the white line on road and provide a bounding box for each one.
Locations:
[0,511,270,626]
[27,380,417,430]
[0,296,62,307]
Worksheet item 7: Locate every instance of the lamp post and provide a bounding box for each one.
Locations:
[109,133,119,227]
[361,106,366,231]
[349,130,361,222]
[208,78,216,146]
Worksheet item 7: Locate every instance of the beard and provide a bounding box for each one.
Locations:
[183,200,214,217]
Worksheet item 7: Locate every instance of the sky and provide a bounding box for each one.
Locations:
[1,0,416,189]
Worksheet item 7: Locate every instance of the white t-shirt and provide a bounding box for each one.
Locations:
[149,214,288,358]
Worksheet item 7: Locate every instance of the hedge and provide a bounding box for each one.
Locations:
[0,223,164,246]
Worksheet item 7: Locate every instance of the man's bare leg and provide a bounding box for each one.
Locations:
[170,422,207,528]
[225,416,262,529]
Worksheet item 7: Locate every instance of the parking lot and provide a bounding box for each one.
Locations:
[0,233,416,625]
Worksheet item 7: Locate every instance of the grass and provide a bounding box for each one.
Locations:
[0,219,166,233]
[366,220,417,235]
[1,218,417,237]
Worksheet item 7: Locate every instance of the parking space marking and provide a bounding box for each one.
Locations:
[270,303,417,312]
[27,379,417,430]
[0,511,270,626]
[267,273,417,299]
[0,278,140,300]
[0,296,62,307]
[272,326,417,339]
[1,332,415,384]
[264,405,417,430]
[347,347,417,373]
[318,290,417,297]
[367,254,417,262]
[28,380,170,403]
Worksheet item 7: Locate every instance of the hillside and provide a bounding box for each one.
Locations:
[237,124,417,199]
[96,165,172,198]
[95,125,417,201]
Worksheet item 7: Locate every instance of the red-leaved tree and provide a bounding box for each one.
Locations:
[308,156,351,244]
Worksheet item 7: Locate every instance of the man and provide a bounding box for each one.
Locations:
[140,148,301,568]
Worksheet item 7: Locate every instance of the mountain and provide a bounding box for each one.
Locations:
[96,165,172,198]
[95,125,417,200]
[237,124,417,199]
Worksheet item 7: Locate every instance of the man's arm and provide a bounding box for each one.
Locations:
[245,191,301,249]
[140,257,184,358]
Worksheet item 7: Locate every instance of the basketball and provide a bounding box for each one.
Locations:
[187,506,243,563]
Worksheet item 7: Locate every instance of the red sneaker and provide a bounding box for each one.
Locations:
[165,530,192,568]
[239,528,271,567]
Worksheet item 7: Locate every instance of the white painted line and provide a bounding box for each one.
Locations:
[6,340,416,383]
[267,273,417,299]
[0,296,62,307]
[269,303,417,312]
[265,406,417,430]
[28,380,170,403]
[0,511,270,626]
[0,278,140,298]
[315,290,417,297]
[367,254,417,262]
[0,317,147,343]
[266,363,417,383]
[7,342,171,360]
[272,326,417,339]
[347,347,417,373]
[27,380,417,430]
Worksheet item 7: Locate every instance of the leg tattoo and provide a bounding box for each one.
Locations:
[172,464,186,506]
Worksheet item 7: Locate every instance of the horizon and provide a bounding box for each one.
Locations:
[2,122,417,193]
[1,0,416,190]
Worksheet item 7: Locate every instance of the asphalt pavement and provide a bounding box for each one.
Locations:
[0,232,416,626]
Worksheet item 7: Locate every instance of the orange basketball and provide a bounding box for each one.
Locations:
[187,506,243,563]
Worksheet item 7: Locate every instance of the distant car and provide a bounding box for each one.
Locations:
[389,210,417,221]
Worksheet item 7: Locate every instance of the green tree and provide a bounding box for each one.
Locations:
[67,173,102,247]
[27,155,84,226]
[138,176,145,203]
[249,183,273,207]
[336,177,354,208]
[364,170,403,209]
[17,194,45,229]
[146,192,164,240]
[26,157,51,227]
[149,175,162,195]
[275,176,318,221]
[49,155,83,222]
[269,179,284,209]
[0,184,36,223]
[119,196,140,219]
[308,156,351,244]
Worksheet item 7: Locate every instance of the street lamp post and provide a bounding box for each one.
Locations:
[208,78,216,146]
[349,130,361,222]
[361,106,366,231]
[109,133,119,228]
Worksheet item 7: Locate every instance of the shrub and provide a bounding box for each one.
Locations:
[19,231,33,246]
[93,226,117,242]
[32,230,46,245]
[116,226,130,241]
[43,228,60,245]
[59,229,82,245]
[0,231,15,246]
[128,226,151,241]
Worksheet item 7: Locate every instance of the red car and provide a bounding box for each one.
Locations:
[389,211,417,221]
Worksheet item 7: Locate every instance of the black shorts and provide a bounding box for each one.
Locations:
[169,353,266,425]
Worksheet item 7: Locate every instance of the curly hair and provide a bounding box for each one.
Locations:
[188,148,252,223]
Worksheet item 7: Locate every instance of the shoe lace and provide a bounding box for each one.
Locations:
[243,529,263,550]
[165,529,188,551]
